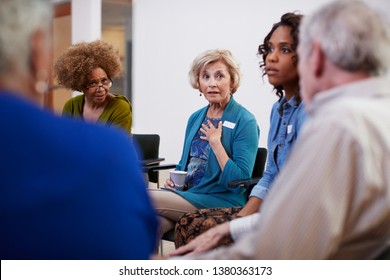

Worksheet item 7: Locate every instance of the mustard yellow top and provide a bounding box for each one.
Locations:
[62,94,132,134]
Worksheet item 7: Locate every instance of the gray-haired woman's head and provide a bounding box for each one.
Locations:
[299,0,390,76]
[189,49,241,94]
[0,0,52,75]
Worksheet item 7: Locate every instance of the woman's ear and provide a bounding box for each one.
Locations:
[29,28,50,94]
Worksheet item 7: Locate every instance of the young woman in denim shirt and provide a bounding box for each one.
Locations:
[172,12,308,250]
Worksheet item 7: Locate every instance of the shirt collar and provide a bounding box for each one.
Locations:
[305,77,390,116]
[278,95,299,116]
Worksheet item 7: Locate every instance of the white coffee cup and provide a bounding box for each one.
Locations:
[169,170,187,191]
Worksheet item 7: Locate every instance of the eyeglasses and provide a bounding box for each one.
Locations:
[84,78,113,90]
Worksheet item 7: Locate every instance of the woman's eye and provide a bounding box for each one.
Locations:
[90,82,98,87]
[202,74,209,79]
[281,47,292,54]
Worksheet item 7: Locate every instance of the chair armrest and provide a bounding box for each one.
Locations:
[144,163,177,174]
[228,177,261,199]
[375,246,390,259]
[228,177,260,189]
[141,158,165,166]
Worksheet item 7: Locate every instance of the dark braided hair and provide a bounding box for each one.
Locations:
[258,12,303,102]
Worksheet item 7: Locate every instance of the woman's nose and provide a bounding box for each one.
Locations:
[208,78,217,87]
[267,51,278,62]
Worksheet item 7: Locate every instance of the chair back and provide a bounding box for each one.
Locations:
[132,134,160,183]
[252,147,267,178]
[132,134,160,160]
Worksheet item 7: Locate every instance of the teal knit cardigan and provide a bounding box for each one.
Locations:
[173,98,260,208]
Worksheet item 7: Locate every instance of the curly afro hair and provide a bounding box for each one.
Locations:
[54,40,122,91]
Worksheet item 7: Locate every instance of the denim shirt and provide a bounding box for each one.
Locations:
[250,96,307,200]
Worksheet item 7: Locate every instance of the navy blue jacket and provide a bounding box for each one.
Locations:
[0,91,157,260]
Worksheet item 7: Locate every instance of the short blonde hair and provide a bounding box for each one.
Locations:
[189,49,241,94]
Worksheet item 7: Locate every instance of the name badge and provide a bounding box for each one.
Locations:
[287,124,293,134]
[222,121,236,129]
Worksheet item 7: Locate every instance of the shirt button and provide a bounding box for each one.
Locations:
[283,121,286,125]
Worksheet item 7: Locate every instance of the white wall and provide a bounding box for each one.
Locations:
[132,0,388,164]
[71,0,101,43]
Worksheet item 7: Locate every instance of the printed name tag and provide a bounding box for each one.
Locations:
[223,121,236,129]
[287,124,293,134]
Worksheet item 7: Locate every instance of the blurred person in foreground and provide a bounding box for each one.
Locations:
[171,0,390,259]
[0,0,157,260]
[54,40,132,134]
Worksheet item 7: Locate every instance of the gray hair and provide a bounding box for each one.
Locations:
[189,49,241,94]
[299,0,390,76]
[0,0,52,74]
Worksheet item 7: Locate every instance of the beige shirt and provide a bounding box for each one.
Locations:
[190,77,390,259]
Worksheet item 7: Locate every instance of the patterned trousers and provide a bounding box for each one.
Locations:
[174,206,243,248]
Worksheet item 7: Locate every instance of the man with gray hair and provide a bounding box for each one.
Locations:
[172,0,390,259]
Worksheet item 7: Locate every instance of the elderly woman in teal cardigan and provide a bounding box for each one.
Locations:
[149,49,259,238]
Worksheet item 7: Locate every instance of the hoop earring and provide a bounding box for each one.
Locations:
[35,69,49,95]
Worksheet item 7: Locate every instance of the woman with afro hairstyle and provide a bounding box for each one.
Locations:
[54,40,132,134]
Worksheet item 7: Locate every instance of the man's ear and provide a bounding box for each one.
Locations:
[311,42,325,78]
